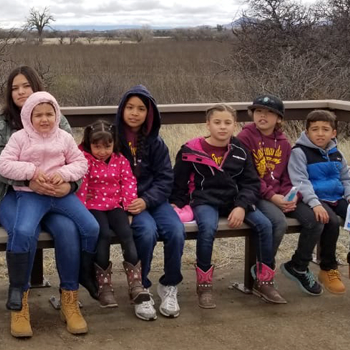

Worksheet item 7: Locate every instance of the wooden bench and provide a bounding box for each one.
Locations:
[0,217,302,293]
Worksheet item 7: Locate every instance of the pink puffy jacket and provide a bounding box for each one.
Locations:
[76,150,137,211]
[0,91,87,191]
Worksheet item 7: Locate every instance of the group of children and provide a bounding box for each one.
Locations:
[1,82,349,337]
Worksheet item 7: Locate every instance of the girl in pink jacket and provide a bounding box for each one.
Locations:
[77,120,150,309]
[0,91,100,300]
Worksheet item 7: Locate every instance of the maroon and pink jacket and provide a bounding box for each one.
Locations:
[237,123,293,200]
[76,150,137,211]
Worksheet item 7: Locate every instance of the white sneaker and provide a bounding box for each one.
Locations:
[157,283,180,318]
[134,293,157,321]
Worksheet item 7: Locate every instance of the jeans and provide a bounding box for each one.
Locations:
[193,205,274,270]
[0,189,82,290]
[131,202,185,289]
[91,208,138,269]
[286,200,347,271]
[257,199,287,257]
[10,191,99,253]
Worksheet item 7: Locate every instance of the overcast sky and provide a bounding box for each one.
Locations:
[0,0,254,29]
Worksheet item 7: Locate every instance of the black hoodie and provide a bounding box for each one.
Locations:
[115,85,173,209]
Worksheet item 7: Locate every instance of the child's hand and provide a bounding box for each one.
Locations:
[228,207,245,228]
[313,205,329,224]
[32,169,49,184]
[127,198,147,215]
[49,173,64,185]
[270,194,296,212]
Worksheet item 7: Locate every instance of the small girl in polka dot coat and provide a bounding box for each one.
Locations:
[77,120,150,309]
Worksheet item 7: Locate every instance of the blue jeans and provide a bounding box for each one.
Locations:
[0,189,83,290]
[10,191,99,253]
[131,202,185,289]
[193,205,274,270]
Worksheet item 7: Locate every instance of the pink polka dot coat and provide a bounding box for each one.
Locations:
[77,150,137,211]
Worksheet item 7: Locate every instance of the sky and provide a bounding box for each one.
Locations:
[0,0,251,29]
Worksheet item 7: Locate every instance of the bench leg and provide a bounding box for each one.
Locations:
[49,295,83,310]
[311,241,321,265]
[229,236,255,294]
[30,249,51,288]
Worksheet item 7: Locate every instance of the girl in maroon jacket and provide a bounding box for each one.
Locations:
[77,120,150,309]
[237,94,323,296]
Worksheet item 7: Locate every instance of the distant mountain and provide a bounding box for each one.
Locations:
[47,18,253,32]
[51,24,177,31]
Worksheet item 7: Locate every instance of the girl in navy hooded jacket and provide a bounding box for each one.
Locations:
[115,85,185,321]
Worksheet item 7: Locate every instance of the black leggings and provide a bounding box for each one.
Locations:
[90,208,138,269]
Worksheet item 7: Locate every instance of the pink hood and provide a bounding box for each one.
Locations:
[21,91,61,138]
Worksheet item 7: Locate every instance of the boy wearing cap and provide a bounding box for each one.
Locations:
[238,95,324,297]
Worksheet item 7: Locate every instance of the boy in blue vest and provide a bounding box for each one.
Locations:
[281,110,349,294]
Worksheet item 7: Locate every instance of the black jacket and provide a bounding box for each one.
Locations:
[170,137,261,212]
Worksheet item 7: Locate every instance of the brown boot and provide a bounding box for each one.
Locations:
[123,261,150,304]
[60,290,88,334]
[253,262,287,304]
[195,265,216,309]
[95,262,118,308]
[10,290,33,338]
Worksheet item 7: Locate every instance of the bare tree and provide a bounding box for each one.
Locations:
[0,28,24,98]
[27,7,55,44]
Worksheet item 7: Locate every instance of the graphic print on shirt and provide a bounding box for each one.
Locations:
[211,153,223,166]
[128,141,137,157]
[252,141,282,178]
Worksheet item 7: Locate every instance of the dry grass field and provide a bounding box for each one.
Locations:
[4,40,235,107]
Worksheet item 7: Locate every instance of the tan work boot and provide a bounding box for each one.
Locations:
[60,289,88,334]
[195,265,216,309]
[123,261,150,304]
[10,290,33,338]
[318,269,345,294]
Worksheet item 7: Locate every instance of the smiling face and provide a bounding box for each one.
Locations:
[91,140,114,162]
[306,121,336,149]
[12,74,34,109]
[123,96,148,132]
[31,103,56,133]
[253,108,281,135]
[206,110,236,146]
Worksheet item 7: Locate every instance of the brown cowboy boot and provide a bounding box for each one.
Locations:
[195,265,216,309]
[123,261,150,304]
[10,290,33,338]
[60,289,88,334]
[253,262,287,304]
[95,262,118,308]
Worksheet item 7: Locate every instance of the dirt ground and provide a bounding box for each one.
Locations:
[1,261,350,350]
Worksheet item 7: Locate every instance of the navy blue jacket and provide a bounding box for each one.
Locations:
[115,85,173,209]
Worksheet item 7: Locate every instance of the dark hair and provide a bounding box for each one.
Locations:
[2,66,44,130]
[206,104,237,122]
[81,120,119,154]
[306,110,337,130]
[123,94,149,177]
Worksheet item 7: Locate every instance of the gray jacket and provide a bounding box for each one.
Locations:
[288,131,350,208]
